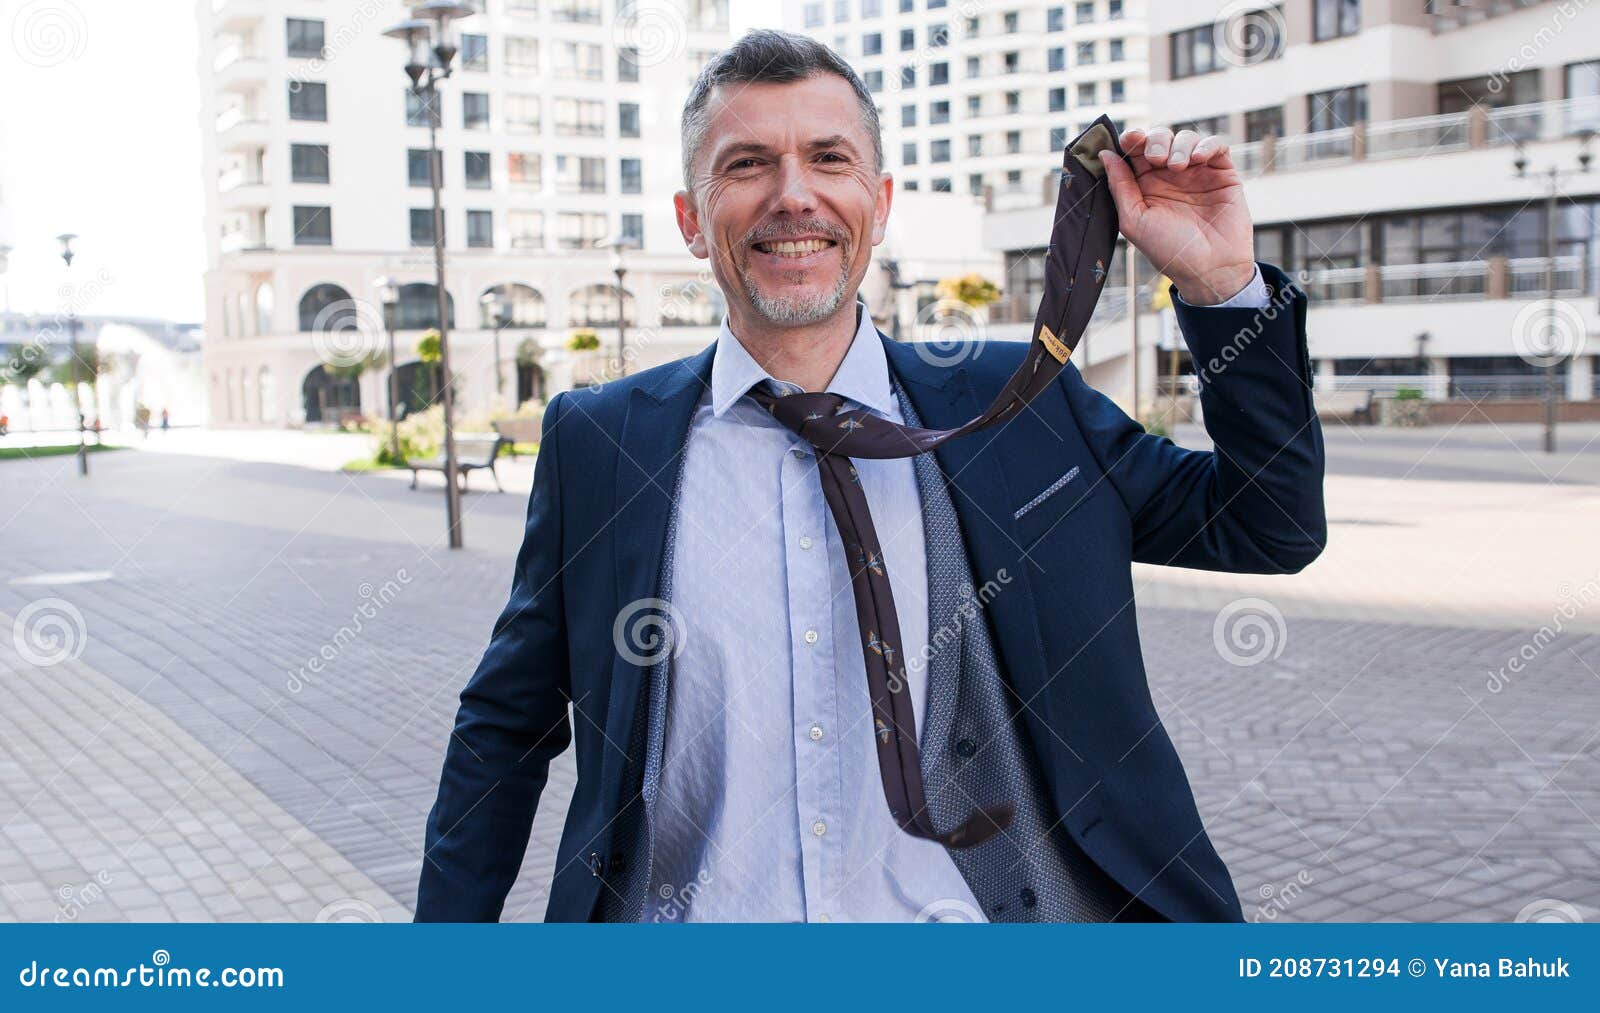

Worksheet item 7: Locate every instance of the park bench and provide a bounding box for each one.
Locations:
[1314,389,1375,425]
[491,417,541,458]
[408,434,507,493]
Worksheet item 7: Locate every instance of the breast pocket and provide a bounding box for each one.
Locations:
[1012,465,1090,551]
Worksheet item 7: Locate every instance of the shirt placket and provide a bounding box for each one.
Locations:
[779,433,843,924]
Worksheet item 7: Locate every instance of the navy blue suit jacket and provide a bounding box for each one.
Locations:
[417,264,1325,923]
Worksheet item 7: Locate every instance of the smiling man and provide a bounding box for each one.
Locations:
[417,30,1325,923]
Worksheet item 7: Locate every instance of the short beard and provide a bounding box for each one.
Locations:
[743,266,850,327]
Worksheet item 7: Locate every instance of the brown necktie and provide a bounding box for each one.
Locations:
[748,116,1129,849]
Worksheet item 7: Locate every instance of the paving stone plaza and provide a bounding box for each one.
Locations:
[2,421,1598,923]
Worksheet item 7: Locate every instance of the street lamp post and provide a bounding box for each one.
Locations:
[1513,132,1593,454]
[480,290,509,397]
[57,233,87,477]
[375,276,401,465]
[595,237,638,377]
[385,2,475,549]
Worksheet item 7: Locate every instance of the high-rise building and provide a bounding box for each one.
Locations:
[196,0,732,427]
[783,0,1147,209]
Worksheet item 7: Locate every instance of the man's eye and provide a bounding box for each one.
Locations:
[728,158,762,170]
[817,152,847,163]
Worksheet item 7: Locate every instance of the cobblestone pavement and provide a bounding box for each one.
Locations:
[0,422,1596,923]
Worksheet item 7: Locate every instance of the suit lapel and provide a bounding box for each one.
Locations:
[884,336,1058,732]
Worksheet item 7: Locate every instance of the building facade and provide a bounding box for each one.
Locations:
[196,0,733,428]
[991,0,1599,414]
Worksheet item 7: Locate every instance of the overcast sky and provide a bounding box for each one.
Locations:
[0,0,782,324]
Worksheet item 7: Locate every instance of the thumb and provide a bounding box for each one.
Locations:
[1098,150,1145,231]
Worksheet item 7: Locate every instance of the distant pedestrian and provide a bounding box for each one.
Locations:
[160,407,170,433]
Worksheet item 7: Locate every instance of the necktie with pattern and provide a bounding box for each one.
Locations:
[749,115,1129,849]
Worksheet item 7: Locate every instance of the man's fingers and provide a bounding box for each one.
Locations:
[1143,127,1174,164]
[1098,150,1146,228]
[1192,135,1235,170]
[1166,130,1202,167]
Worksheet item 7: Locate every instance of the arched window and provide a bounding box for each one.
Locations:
[258,365,278,424]
[479,283,546,328]
[298,283,355,331]
[567,283,636,328]
[658,280,726,327]
[254,282,275,335]
[396,282,456,330]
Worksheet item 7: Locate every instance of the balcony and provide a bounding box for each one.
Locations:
[210,0,265,33]
[219,226,270,255]
[213,43,266,93]
[215,106,269,150]
[218,168,269,211]
[1300,255,1593,306]
[1232,95,1600,178]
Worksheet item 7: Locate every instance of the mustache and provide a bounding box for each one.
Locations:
[742,218,851,248]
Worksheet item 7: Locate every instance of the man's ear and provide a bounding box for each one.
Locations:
[869,172,894,247]
[674,190,708,259]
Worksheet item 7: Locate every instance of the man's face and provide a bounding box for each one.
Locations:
[675,74,892,329]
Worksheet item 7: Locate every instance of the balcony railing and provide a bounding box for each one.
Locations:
[1232,95,1600,178]
[1302,255,1591,304]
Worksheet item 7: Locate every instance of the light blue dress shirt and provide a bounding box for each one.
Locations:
[643,270,1271,923]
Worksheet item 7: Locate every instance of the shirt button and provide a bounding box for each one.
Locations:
[811,820,827,837]
[799,535,814,550]
[809,723,824,742]
[804,629,819,645]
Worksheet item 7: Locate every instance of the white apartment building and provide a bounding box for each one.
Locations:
[196,0,733,427]
[990,0,1600,416]
[784,0,1148,207]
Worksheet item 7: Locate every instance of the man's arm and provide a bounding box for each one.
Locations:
[1060,264,1326,573]
[415,393,574,921]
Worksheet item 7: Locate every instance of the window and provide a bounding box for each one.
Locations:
[1439,71,1540,113]
[1171,7,1282,77]
[465,150,491,189]
[804,2,823,27]
[286,18,323,58]
[553,0,601,23]
[903,180,919,191]
[966,55,980,78]
[1568,61,1600,132]
[1313,0,1360,41]
[931,178,951,192]
[1075,1,1094,23]
[930,139,950,162]
[969,173,984,195]
[1050,126,1069,150]
[620,157,642,194]
[289,81,326,121]
[1077,81,1096,105]
[834,0,849,21]
[1076,41,1095,64]
[620,213,644,247]
[898,0,913,11]
[462,92,490,130]
[901,104,916,128]
[557,212,607,250]
[862,0,882,15]
[509,210,543,249]
[900,28,914,51]
[902,141,918,165]
[555,97,605,136]
[967,134,982,156]
[408,148,435,187]
[1048,47,1065,73]
[864,70,883,93]
[556,155,607,194]
[1004,90,1019,114]
[863,32,882,56]
[1169,23,1217,79]
[556,41,603,80]
[1003,51,1019,73]
[930,99,949,124]
[1049,87,1066,112]
[1006,169,1022,188]
[1108,0,1123,18]
[618,46,641,82]
[410,209,435,247]
[1308,84,1367,132]
[506,93,540,132]
[1047,6,1065,31]
[1109,79,1125,103]
[927,0,946,8]
[967,94,981,116]
[965,15,979,36]
[1109,38,1124,61]
[467,210,493,248]
[460,33,488,70]
[930,62,948,85]
[929,23,949,47]
[406,89,440,127]
[1174,115,1227,136]
[291,143,329,183]
[1244,105,1283,142]
[506,36,539,75]
[619,102,641,137]
[293,205,330,245]
[1003,11,1018,32]
[508,152,541,189]
[1006,129,1021,153]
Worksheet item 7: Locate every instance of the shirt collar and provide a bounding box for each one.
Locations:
[710,300,893,419]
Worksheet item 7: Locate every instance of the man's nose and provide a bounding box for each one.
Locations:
[772,155,818,215]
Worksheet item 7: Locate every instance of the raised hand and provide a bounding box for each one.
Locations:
[1098,127,1257,306]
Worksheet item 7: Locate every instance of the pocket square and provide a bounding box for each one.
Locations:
[1014,466,1081,520]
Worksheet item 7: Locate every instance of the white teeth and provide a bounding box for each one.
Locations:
[758,239,833,256]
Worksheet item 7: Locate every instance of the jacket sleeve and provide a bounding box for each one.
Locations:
[415,393,574,921]
[1059,264,1327,574]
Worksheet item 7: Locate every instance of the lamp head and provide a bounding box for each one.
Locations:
[411,1,476,70]
[56,232,78,266]
[374,275,400,307]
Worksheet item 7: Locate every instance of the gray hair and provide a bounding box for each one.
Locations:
[680,29,883,191]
